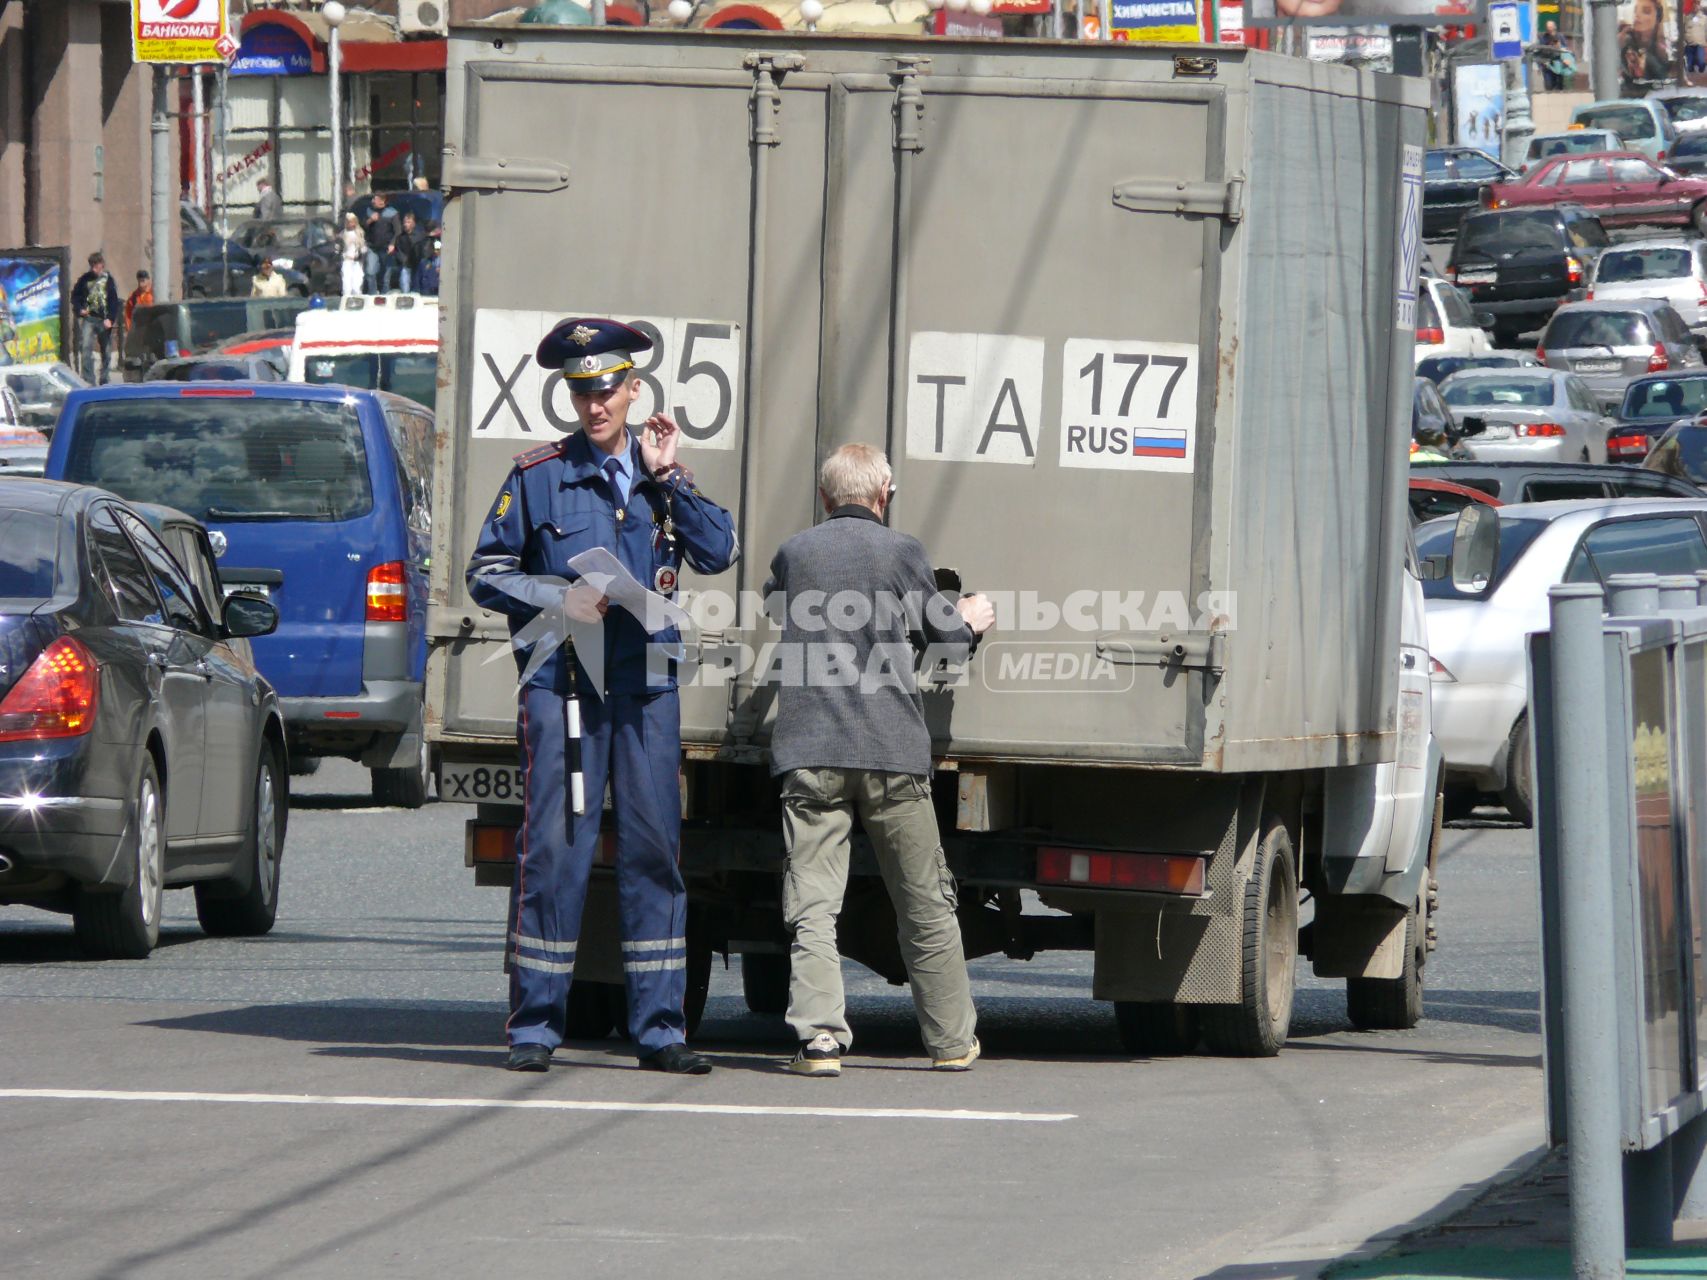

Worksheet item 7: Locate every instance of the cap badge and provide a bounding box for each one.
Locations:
[570,324,598,345]
[580,354,602,373]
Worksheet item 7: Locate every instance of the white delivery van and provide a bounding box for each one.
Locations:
[287,294,439,410]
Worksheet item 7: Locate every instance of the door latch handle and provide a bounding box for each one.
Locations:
[195,660,214,680]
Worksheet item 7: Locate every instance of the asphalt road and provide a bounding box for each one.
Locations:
[0,763,1543,1280]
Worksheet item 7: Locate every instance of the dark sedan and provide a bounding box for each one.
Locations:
[1424,147,1515,238]
[0,480,288,958]
[184,244,308,300]
[1609,372,1707,460]
[234,218,341,297]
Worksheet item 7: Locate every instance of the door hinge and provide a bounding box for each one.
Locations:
[442,156,570,194]
[890,54,929,154]
[745,52,806,147]
[1095,631,1227,675]
[1112,174,1245,224]
[428,605,511,643]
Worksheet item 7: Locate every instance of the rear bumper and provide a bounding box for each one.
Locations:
[1461,438,1574,463]
[0,749,128,892]
[281,680,423,754]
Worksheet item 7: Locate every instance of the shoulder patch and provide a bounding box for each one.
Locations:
[495,492,512,519]
[513,442,562,471]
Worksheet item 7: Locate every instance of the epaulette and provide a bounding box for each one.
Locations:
[513,442,562,471]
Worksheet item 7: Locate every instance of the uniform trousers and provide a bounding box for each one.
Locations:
[507,682,689,1057]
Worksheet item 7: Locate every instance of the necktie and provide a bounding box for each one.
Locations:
[605,456,626,513]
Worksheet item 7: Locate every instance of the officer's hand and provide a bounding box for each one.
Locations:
[641,413,680,473]
[957,593,996,635]
[561,581,609,624]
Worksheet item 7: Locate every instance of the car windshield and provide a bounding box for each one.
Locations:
[1597,247,1694,282]
[1578,107,1656,138]
[1441,376,1556,407]
[1534,133,1613,158]
[1667,97,1707,123]
[187,302,256,349]
[58,396,373,523]
[1543,309,1653,347]
[0,509,58,600]
[1623,377,1707,419]
[1459,211,1559,256]
[302,351,437,410]
[1417,514,1552,600]
[1646,423,1707,484]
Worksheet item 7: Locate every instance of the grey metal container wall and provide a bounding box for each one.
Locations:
[428,29,1427,773]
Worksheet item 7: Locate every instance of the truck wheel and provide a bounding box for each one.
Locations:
[74,756,165,960]
[1694,202,1707,237]
[741,952,790,1016]
[195,744,284,937]
[1347,899,1425,1031]
[371,737,432,810]
[1200,817,1298,1057]
[1501,716,1533,828]
[1114,1001,1199,1056]
[565,980,622,1040]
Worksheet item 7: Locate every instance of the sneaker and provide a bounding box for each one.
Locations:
[932,1037,981,1072]
[789,1032,842,1076]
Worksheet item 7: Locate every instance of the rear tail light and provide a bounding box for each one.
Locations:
[1566,255,1584,285]
[0,636,98,743]
[1536,347,1547,363]
[1416,327,1445,344]
[1660,150,1669,161]
[1446,266,1458,282]
[1517,421,1567,437]
[1429,657,1456,682]
[467,823,611,866]
[1036,846,1207,895]
[365,561,406,623]
[1608,431,1651,458]
[1649,344,1671,372]
[1585,289,1596,301]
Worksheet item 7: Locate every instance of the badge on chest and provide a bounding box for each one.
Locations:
[654,565,678,595]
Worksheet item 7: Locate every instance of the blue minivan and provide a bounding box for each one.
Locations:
[45,382,435,806]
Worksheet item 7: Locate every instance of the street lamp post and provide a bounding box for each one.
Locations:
[324,1,347,216]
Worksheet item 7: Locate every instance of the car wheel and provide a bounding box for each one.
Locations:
[1199,815,1298,1057]
[1502,716,1534,828]
[1346,897,1426,1031]
[195,744,284,937]
[73,756,164,960]
[371,735,432,809]
[1694,202,1707,237]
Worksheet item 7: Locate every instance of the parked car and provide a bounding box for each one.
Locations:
[123,298,312,377]
[1416,276,1494,362]
[1537,299,1705,410]
[1644,415,1707,485]
[1448,205,1610,346]
[1437,367,1613,463]
[1649,85,1707,134]
[1585,239,1707,333]
[1570,99,1679,163]
[0,426,49,478]
[1419,459,1701,502]
[1408,475,1502,524]
[1521,128,1626,172]
[1612,372,1707,461]
[1420,498,1707,822]
[1,362,87,433]
[1484,152,1707,232]
[45,383,436,807]
[1423,147,1516,238]
[1415,352,1541,384]
[143,354,283,382]
[0,479,287,957]
[183,244,308,301]
[233,218,341,297]
[1670,131,1707,176]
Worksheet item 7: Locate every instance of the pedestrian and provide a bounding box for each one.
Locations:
[1689,3,1706,74]
[763,443,995,1077]
[250,257,289,299]
[466,317,738,1076]
[70,251,118,386]
[392,210,427,293]
[338,213,366,297]
[123,269,152,332]
[363,191,399,292]
[417,224,442,297]
[254,177,283,221]
[340,182,361,225]
[1538,21,1568,89]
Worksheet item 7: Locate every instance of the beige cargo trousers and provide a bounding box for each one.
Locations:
[780,766,978,1059]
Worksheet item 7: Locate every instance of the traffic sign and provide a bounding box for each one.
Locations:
[1489,1,1522,58]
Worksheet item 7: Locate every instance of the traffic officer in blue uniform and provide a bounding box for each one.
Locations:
[467,317,738,1074]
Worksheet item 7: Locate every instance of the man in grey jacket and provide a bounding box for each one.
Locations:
[764,443,996,1076]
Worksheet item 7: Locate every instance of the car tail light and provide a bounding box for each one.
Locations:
[468,821,518,864]
[1036,846,1207,895]
[1536,347,1547,363]
[365,561,406,623]
[1649,344,1671,372]
[1566,255,1584,285]
[0,636,98,743]
[178,387,256,398]
[1585,289,1596,301]
[1660,150,1669,161]
[1429,657,1456,682]
[1417,327,1445,344]
[1608,431,1651,458]
[1517,421,1567,437]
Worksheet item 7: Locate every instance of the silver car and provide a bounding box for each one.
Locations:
[1538,299,1705,411]
[1420,498,1707,823]
[1437,367,1613,463]
[1651,85,1707,135]
[1586,238,1707,331]
[1521,128,1625,172]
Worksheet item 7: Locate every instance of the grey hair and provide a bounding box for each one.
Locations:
[818,443,892,508]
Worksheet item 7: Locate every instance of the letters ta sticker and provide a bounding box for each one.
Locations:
[654,566,678,595]
[495,492,512,519]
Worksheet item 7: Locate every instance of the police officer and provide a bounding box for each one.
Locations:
[467,318,738,1074]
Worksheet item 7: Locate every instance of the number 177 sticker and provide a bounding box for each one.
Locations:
[1057,339,1199,473]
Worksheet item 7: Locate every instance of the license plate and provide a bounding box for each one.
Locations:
[1456,270,1496,284]
[1576,360,1621,373]
[222,583,270,599]
[439,761,525,805]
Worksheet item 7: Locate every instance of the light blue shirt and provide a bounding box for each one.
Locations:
[601,447,632,508]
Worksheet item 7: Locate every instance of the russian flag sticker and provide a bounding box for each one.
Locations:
[1131,431,1188,460]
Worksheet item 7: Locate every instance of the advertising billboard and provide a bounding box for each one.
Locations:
[0,248,69,368]
[131,0,229,64]
[1453,62,1506,150]
[1244,0,1474,27]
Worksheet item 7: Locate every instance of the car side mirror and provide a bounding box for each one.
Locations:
[222,592,278,639]
[1459,414,1488,437]
[1475,310,1497,330]
[1451,504,1501,594]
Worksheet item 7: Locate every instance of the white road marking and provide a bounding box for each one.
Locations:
[0,1087,1075,1124]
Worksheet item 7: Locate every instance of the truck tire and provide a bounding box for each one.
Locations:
[1199,816,1298,1057]
[741,952,790,1016]
[371,737,432,810]
[1114,1002,1199,1056]
[565,980,622,1040]
[1502,716,1533,828]
[196,744,284,937]
[74,757,165,960]
[1347,899,1425,1031]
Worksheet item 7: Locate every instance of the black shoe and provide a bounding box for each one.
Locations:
[506,1043,552,1072]
[641,1043,713,1075]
